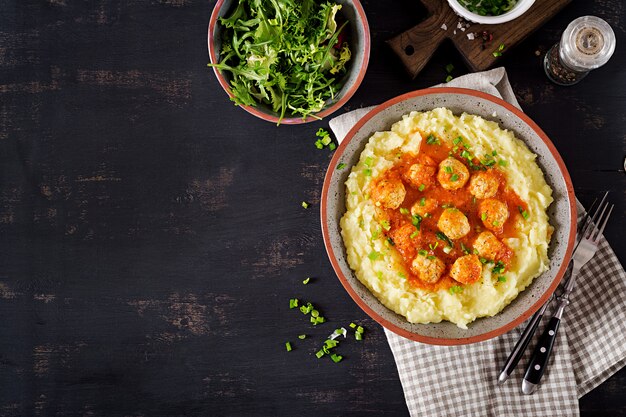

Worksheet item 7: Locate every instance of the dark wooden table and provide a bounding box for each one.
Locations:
[1,1,624,416]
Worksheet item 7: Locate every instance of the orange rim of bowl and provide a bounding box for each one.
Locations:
[207,0,371,125]
[320,87,577,345]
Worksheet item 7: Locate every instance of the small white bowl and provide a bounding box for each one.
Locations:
[447,0,535,25]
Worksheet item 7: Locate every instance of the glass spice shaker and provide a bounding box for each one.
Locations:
[544,16,616,86]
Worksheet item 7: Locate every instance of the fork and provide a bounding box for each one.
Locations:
[497,194,604,385]
[521,197,614,394]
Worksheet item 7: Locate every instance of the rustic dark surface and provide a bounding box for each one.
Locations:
[0,0,625,416]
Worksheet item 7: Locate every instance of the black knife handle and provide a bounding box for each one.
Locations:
[522,316,561,394]
[498,307,545,384]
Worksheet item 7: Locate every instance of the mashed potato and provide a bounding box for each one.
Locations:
[340,108,553,328]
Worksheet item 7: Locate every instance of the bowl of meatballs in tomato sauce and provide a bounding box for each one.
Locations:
[321,88,576,345]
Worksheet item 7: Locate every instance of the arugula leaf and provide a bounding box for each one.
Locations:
[210,0,352,124]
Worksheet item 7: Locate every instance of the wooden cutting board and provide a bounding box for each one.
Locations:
[387,0,572,78]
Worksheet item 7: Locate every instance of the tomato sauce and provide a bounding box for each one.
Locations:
[371,132,528,292]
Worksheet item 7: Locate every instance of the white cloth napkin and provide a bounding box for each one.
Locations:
[329,68,626,417]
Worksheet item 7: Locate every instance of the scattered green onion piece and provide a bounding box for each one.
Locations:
[337,163,346,170]
[436,231,454,248]
[450,173,459,182]
[498,159,508,167]
[481,212,487,221]
[356,326,364,334]
[445,75,453,83]
[301,201,309,209]
[410,230,419,239]
[316,350,325,359]
[363,169,372,177]
[380,220,391,231]
[498,276,507,283]
[399,207,410,215]
[355,332,363,341]
[330,353,343,363]
[364,156,373,167]
[420,197,426,206]
[328,143,336,151]
[311,309,319,318]
[444,165,454,173]
[285,342,292,352]
[398,272,406,279]
[387,237,395,246]
[302,277,311,285]
[418,249,428,257]
[449,285,463,295]
[298,334,306,340]
[418,184,426,191]
[445,63,455,73]
[349,322,357,329]
[411,214,423,230]
[368,251,381,261]
[289,298,299,309]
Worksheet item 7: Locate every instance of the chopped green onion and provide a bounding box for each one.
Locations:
[498,276,507,282]
[449,285,463,294]
[518,206,530,219]
[410,230,419,239]
[321,136,332,146]
[411,214,423,230]
[285,342,292,351]
[380,220,391,231]
[337,163,346,170]
[387,237,395,246]
[355,332,363,341]
[418,184,426,191]
[302,277,311,285]
[316,350,325,358]
[311,309,319,318]
[427,255,436,260]
[450,173,459,181]
[368,251,381,261]
[364,156,373,167]
[436,231,454,248]
[492,150,498,156]
[429,242,439,251]
[481,212,487,221]
[460,242,470,254]
[349,322,357,329]
[419,197,426,206]
[445,75,453,83]
[399,208,410,215]
[493,261,506,274]
[356,325,364,334]
[330,353,343,363]
[301,201,309,209]
[445,63,455,73]
[444,165,454,173]
[492,220,500,226]
[314,139,324,149]
[426,134,440,145]
[418,249,428,257]
[363,169,372,177]
[298,334,306,339]
[289,298,299,309]
[498,159,508,167]
[398,272,406,279]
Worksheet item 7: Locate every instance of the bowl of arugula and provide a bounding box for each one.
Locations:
[208,0,370,125]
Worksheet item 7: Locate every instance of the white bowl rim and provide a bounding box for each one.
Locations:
[447,0,536,25]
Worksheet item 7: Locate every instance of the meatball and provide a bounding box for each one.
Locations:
[410,197,438,218]
[473,231,503,260]
[403,162,436,189]
[437,157,470,190]
[411,254,446,284]
[469,172,499,199]
[437,208,471,240]
[389,223,419,258]
[450,254,483,285]
[478,199,510,232]
[371,178,406,209]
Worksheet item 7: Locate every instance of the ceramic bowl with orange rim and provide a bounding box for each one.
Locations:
[321,88,576,345]
[207,0,370,125]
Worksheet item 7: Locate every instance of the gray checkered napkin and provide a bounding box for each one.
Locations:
[329,68,626,417]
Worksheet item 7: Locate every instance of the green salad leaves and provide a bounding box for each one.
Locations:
[210,0,352,124]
